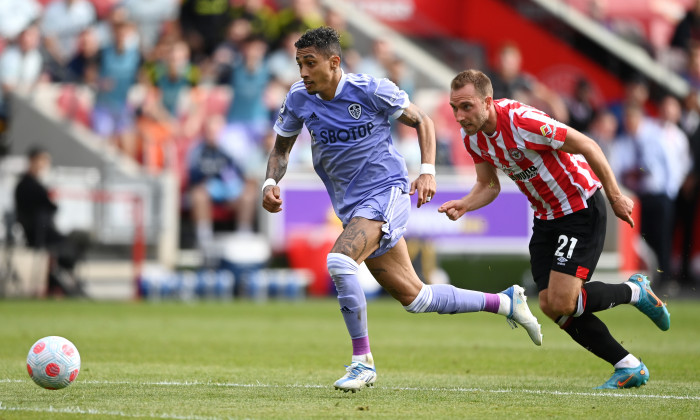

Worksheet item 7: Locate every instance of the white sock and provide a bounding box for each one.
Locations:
[497,293,510,316]
[196,221,214,247]
[626,282,641,304]
[614,353,640,369]
[352,352,374,367]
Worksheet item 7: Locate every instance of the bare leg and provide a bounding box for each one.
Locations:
[230,179,258,231]
[364,237,423,305]
[190,184,213,248]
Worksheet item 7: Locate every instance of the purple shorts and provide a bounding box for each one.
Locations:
[349,186,411,259]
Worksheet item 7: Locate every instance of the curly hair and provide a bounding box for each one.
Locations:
[294,26,342,59]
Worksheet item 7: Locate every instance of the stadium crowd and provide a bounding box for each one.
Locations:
[1,0,699,290]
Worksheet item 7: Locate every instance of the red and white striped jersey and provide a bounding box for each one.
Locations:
[463,99,601,220]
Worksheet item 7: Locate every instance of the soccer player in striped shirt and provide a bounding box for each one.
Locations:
[440,69,671,389]
[261,27,542,393]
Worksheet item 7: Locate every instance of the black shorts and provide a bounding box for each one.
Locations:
[529,189,607,292]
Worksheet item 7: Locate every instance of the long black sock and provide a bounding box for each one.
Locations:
[581,281,632,313]
[563,313,628,365]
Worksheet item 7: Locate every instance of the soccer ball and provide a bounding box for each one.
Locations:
[26,336,81,390]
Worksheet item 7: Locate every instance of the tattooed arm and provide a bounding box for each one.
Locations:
[397,102,437,208]
[262,133,298,213]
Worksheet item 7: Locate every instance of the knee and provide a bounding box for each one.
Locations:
[539,289,576,318]
[326,253,358,281]
[190,184,209,205]
[546,296,576,317]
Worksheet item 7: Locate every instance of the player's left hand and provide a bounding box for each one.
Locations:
[610,194,635,228]
[410,174,436,208]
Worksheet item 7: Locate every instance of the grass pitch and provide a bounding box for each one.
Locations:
[0,296,698,419]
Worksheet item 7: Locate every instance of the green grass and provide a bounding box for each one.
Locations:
[0,297,699,419]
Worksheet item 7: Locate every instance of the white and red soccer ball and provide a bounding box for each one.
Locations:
[26,336,81,390]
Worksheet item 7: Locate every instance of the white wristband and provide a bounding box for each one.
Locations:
[261,178,277,192]
[419,163,436,176]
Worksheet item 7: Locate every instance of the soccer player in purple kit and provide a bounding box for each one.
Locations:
[261,27,542,393]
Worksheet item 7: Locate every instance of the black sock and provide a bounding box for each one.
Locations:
[563,313,628,366]
[581,281,632,313]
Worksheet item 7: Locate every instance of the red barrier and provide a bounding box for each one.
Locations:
[618,196,644,272]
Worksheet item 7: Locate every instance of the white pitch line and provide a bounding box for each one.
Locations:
[3,378,700,401]
[0,403,218,420]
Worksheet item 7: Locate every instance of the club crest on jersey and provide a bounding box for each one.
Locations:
[508,148,524,162]
[540,123,554,138]
[348,103,362,120]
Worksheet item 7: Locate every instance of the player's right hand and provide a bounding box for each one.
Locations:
[437,199,467,221]
[262,185,283,213]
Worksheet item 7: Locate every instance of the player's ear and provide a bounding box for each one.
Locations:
[484,96,493,108]
[329,55,341,70]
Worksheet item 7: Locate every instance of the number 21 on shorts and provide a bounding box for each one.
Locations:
[555,234,578,259]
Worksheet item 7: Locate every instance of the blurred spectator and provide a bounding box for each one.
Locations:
[0,0,41,41]
[210,18,252,84]
[66,26,101,85]
[14,146,88,296]
[186,115,257,252]
[268,30,301,88]
[385,56,415,139]
[230,0,279,46]
[325,8,354,51]
[658,95,693,287]
[565,77,597,132]
[680,90,700,136]
[147,40,199,117]
[488,42,568,123]
[607,74,650,135]
[226,35,269,126]
[121,0,179,55]
[682,43,700,90]
[678,90,700,285]
[179,0,232,63]
[220,35,270,176]
[657,95,693,206]
[584,109,618,158]
[355,38,393,79]
[135,88,175,173]
[14,147,60,249]
[670,0,700,52]
[610,105,688,286]
[275,0,325,48]
[40,0,97,82]
[0,24,44,152]
[386,56,415,99]
[91,18,141,159]
[93,4,136,49]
